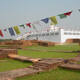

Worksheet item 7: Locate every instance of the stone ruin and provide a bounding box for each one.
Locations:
[66,39,80,43]
[0,48,17,59]
[0,40,80,80]
[0,40,55,49]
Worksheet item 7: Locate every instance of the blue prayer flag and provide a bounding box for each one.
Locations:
[41,18,49,24]
[8,27,15,36]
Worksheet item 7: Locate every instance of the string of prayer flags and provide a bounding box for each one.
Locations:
[8,27,15,36]
[13,26,21,35]
[26,23,31,28]
[41,18,49,24]
[50,16,58,25]
[64,11,72,16]
[0,29,4,37]
[19,24,25,29]
[58,11,72,19]
[58,13,67,19]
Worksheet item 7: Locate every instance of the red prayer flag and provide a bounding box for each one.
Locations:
[0,29,4,37]
[64,11,72,16]
[26,23,31,28]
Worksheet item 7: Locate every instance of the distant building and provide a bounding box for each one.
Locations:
[17,25,80,43]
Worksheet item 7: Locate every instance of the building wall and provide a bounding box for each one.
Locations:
[61,29,80,43]
[26,28,80,43]
[26,30,61,43]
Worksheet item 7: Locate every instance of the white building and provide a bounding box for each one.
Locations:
[17,26,80,43]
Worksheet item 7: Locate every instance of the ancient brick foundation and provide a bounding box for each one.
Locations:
[66,39,80,43]
[0,49,17,59]
[0,40,55,49]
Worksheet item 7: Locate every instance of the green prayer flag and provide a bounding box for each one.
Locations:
[50,16,58,25]
[58,13,67,19]
[19,24,25,29]
[13,26,21,35]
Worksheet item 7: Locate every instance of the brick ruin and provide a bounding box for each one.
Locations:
[0,40,80,80]
[0,40,55,49]
[0,48,17,59]
[66,39,80,43]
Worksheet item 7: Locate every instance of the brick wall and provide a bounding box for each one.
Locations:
[0,49,17,59]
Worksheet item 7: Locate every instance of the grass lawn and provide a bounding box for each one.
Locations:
[0,44,80,80]
[16,68,80,80]
[26,43,80,51]
[0,58,32,72]
[16,44,80,80]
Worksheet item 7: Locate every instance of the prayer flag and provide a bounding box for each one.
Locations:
[8,27,15,36]
[41,18,49,24]
[58,14,67,19]
[19,24,25,29]
[50,16,58,25]
[0,29,3,37]
[13,26,21,35]
[64,11,72,16]
[26,23,31,28]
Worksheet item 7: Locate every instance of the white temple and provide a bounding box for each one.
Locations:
[16,25,80,43]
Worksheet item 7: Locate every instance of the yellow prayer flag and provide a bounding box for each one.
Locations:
[50,16,58,25]
[13,26,21,35]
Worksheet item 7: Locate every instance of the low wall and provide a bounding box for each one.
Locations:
[66,39,80,43]
[0,49,17,59]
[0,40,55,49]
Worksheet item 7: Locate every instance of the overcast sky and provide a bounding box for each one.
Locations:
[0,0,80,39]
[0,0,80,27]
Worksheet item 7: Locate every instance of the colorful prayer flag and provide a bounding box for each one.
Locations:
[50,16,58,25]
[26,23,31,28]
[41,18,49,24]
[58,14,67,19]
[64,11,72,16]
[19,24,25,29]
[8,27,15,36]
[0,29,3,37]
[13,26,21,35]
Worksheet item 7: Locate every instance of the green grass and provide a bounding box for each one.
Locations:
[0,58,32,72]
[16,44,80,80]
[16,68,80,80]
[26,43,80,51]
[19,44,79,59]
[0,44,80,80]
[18,50,77,59]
